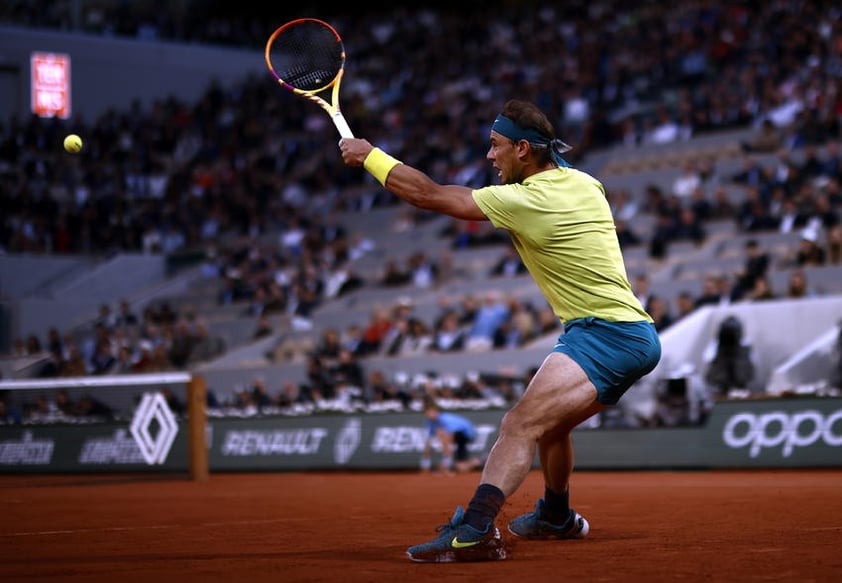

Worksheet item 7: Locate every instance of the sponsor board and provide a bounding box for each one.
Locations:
[706,399,842,466]
[2,399,841,473]
[130,392,178,465]
[0,431,54,465]
[722,409,842,458]
[210,412,504,470]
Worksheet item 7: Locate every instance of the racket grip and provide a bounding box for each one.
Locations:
[332,112,354,138]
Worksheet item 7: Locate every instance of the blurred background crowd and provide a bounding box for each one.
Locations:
[1,0,841,427]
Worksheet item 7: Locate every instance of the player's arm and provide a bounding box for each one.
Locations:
[339,138,487,221]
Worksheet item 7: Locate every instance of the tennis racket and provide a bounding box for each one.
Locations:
[264,18,354,139]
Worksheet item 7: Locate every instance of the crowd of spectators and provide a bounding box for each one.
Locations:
[3,0,842,255]
[2,1,842,423]
[7,298,227,379]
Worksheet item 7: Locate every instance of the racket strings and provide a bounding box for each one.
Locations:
[270,23,343,92]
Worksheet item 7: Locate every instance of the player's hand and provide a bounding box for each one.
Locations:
[338,138,374,167]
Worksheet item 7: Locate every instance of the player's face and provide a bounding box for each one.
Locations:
[487,131,524,184]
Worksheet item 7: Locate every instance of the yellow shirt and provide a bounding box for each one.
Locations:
[472,167,651,324]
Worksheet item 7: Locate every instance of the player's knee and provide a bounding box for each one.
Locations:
[499,409,542,441]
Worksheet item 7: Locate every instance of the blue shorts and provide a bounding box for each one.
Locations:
[552,318,662,405]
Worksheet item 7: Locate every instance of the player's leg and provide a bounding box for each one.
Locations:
[510,319,661,540]
[478,351,601,496]
[500,353,601,540]
[406,352,596,563]
[453,352,600,539]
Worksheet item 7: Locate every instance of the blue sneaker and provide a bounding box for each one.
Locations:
[407,506,507,563]
[507,499,589,540]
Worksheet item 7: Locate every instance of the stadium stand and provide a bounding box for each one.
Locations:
[1,1,841,425]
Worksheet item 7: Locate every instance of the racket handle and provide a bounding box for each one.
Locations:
[332,112,354,138]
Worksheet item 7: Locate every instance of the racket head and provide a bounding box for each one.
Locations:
[264,18,345,95]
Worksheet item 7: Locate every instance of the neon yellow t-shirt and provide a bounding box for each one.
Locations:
[472,167,651,324]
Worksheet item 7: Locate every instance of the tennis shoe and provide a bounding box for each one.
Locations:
[507,499,590,540]
[407,506,507,563]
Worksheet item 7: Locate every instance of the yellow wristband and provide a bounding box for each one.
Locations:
[363,147,402,187]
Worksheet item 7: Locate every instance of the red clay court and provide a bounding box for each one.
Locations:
[2,469,840,582]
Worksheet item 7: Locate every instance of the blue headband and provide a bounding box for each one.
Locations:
[492,114,572,167]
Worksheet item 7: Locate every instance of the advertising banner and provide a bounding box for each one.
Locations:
[1,398,840,473]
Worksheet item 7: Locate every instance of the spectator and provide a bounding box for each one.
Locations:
[304,355,336,401]
[689,187,712,222]
[341,324,365,356]
[276,381,311,408]
[0,394,23,425]
[632,273,652,314]
[249,376,273,414]
[430,311,466,353]
[89,338,117,375]
[114,299,139,330]
[314,328,343,367]
[744,275,777,302]
[535,304,562,336]
[608,189,639,222]
[672,160,702,198]
[775,198,810,234]
[465,290,510,352]
[252,314,274,340]
[695,275,725,309]
[168,319,195,368]
[45,327,64,358]
[672,207,707,246]
[356,306,393,356]
[489,245,527,278]
[785,269,816,299]
[652,377,694,427]
[739,189,780,232]
[646,295,674,332]
[614,218,643,249]
[383,318,433,357]
[709,187,738,221]
[809,193,840,233]
[648,213,675,260]
[364,369,409,406]
[329,348,367,402]
[407,251,439,289]
[379,259,411,287]
[505,298,537,347]
[61,345,89,376]
[704,316,756,398]
[39,349,65,378]
[24,334,43,355]
[74,394,114,420]
[110,345,136,375]
[827,224,842,264]
[741,118,784,153]
[732,239,770,301]
[54,389,75,416]
[187,321,226,364]
[674,291,697,321]
[788,228,827,267]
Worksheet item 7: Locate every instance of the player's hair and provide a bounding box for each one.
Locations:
[500,99,556,166]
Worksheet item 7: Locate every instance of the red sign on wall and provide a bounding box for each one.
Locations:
[31,52,71,119]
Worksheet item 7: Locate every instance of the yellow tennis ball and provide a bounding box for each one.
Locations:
[64,134,83,153]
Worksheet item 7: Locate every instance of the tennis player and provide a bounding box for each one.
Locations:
[339,99,661,563]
